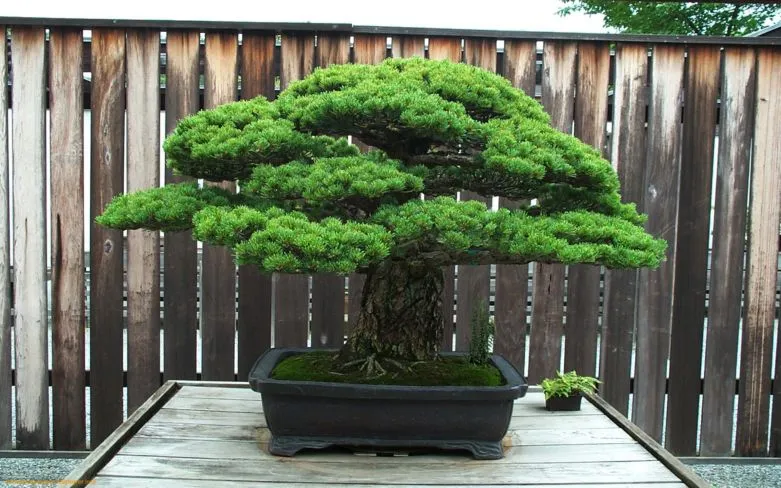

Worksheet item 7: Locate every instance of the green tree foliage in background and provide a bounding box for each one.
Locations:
[558,1,781,36]
[98,58,666,363]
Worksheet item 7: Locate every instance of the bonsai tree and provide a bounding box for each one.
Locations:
[98,58,665,366]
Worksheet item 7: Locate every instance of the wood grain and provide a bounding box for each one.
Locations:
[91,479,686,488]
[563,42,610,378]
[493,40,536,373]
[90,28,126,447]
[528,41,576,385]
[428,37,462,61]
[700,47,755,457]
[163,31,200,382]
[391,36,425,58]
[346,273,365,335]
[10,26,49,450]
[126,29,162,414]
[353,34,387,64]
[600,44,648,416]
[237,32,276,379]
[633,45,685,443]
[201,32,238,381]
[665,45,720,456]
[273,274,309,347]
[49,27,86,450]
[0,23,10,450]
[735,47,781,457]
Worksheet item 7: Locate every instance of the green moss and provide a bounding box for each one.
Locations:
[271,350,504,387]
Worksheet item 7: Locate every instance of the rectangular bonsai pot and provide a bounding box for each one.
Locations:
[248,347,528,460]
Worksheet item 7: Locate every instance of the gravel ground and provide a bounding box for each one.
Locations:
[0,457,780,487]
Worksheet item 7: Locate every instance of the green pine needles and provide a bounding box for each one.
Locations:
[97,57,666,274]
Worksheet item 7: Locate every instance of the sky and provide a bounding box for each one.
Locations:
[3,0,610,33]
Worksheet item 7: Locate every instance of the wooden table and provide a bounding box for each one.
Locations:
[65,381,709,487]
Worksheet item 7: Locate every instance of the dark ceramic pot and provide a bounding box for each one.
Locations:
[248,347,528,460]
[545,394,583,411]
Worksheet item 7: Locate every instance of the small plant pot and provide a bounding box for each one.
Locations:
[545,394,582,411]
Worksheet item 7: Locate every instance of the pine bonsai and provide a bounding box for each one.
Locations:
[98,58,666,367]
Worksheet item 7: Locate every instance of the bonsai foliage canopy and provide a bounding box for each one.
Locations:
[98,58,666,361]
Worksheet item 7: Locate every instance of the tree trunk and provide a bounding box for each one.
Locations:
[343,260,444,361]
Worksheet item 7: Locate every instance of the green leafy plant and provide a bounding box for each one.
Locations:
[97,58,666,371]
[541,371,600,400]
[467,301,494,365]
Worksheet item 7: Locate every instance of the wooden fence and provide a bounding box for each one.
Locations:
[0,18,780,458]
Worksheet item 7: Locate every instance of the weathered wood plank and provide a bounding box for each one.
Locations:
[700,47,754,458]
[665,45,720,456]
[564,41,610,378]
[317,33,349,67]
[633,45,685,442]
[10,26,49,449]
[89,28,126,447]
[0,23,10,450]
[201,32,238,381]
[100,455,678,484]
[163,30,200,382]
[49,27,86,450]
[237,32,276,378]
[494,40,536,373]
[428,37,462,352]
[528,41,576,384]
[736,47,781,457]
[600,43,648,416]
[91,479,686,488]
[391,36,425,58]
[353,34,387,64]
[126,28,162,414]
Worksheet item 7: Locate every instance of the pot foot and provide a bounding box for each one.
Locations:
[269,435,504,460]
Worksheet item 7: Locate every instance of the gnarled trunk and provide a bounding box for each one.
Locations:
[343,261,444,361]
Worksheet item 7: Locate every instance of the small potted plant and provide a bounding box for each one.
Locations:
[97,57,665,459]
[541,370,600,411]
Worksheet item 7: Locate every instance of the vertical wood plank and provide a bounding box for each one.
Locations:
[11,26,49,449]
[163,31,200,382]
[633,44,685,442]
[736,47,781,457]
[90,28,126,447]
[201,32,238,381]
[391,36,424,58]
[600,43,648,416]
[311,33,350,349]
[428,37,462,352]
[49,27,86,450]
[665,45,720,456]
[455,38,495,352]
[126,29,161,413]
[528,41,577,385]
[274,33,315,348]
[353,34,386,64]
[237,32,275,379]
[563,42,610,378]
[701,47,755,457]
[494,39,536,373]
[0,24,10,450]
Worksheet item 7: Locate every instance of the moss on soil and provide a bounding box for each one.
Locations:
[271,350,504,387]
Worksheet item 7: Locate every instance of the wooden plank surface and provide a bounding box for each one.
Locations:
[92,480,685,488]
[665,45,720,456]
[700,47,755,457]
[163,30,200,382]
[493,39,536,373]
[49,27,86,450]
[126,28,162,414]
[428,37,462,352]
[89,28,126,447]
[563,41,610,378]
[528,41,576,385]
[735,47,781,457]
[201,32,238,381]
[600,43,648,416]
[10,26,49,449]
[0,23,9,450]
[353,34,387,64]
[633,45,685,442]
[317,33,349,67]
[391,36,425,58]
[237,32,275,379]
